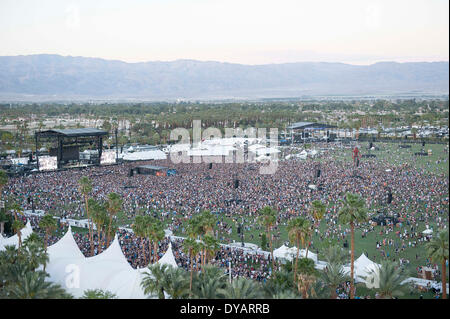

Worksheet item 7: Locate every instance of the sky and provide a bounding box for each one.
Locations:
[0,0,448,65]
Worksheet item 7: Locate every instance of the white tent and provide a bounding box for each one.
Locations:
[46,226,85,260]
[296,150,308,159]
[45,229,143,299]
[252,147,280,156]
[65,234,138,298]
[273,245,318,263]
[165,144,191,153]
[203,137,261,147]
[289,247,318,263]
[343,254,381,286]
[273,244,292,260]
[402,277,449,294]
[44,226,87,286]
[157,243,178,268]
[187,145,236,157]
[308,149,318,156]
[0,220,33,250]
[121,150,167,161]
[44,227,180,298]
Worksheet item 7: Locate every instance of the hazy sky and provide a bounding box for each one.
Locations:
[1,0,448,65]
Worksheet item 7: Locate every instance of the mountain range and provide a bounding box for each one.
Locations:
[0,54,448,100]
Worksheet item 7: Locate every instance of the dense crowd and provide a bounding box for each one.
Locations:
[4,142,449,282]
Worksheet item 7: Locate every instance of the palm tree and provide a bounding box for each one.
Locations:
[198,211,216,267]
[263,267,297,298]
[12,219,25,249]
[191,265,227,299]
[320,262,350,299]
[183,237,200,293]
[22,238,49,272]
[203,234,220,265]
[0,209,8,238]
[307,200,326,257]
[338,192,368,299]
[163,267,190,299]
[287,217,310,282]
[141,263,168,299]
[0,170,7,196]
[89,199,107,254]
[149,218,165,264]
[78,176,94,256]
[141,215,154,264]
[141,264,189,299]
[296,257,317,299]
[271,289,298,299]
[323,245,349,265]
[9,200,23,221]
[258,206,278,271]
[192,277,225,299]
[81,289,118,299]
[132,215,148,265]
[426,229,449,299]
[38,214,57,253]
[105,192,122,247]
[219,277,263,299]
[309,200,326,228]
[6,270,72,299]
[0,170,8,236]
[365,261,407,299]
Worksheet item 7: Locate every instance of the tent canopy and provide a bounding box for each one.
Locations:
[0,220,33,250]
[44,227,179,299]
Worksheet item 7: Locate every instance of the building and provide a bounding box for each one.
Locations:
[287,122,338,143]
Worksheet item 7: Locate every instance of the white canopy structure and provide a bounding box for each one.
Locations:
[165,143,191,153]
[0,220,33,250]
[308,150,317,157]
[156,243,178,268]
[44,226,86,286]
[44,227,179,299]
[120,150,167,161]
[273,245,318,263]
[296,150,308,159]
[252,147,280,156]
[202,137,261,147]
[422,228,433,235]
[273,244,292,260]
[343,254,381,286]
[187,145,236,157]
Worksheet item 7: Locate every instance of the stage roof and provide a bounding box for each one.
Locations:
[287,122,337,130]
[36,128,108,138]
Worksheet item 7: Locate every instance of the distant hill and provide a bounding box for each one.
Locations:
[0,54,448,100]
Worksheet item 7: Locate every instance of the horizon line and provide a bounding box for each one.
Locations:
[1,53,448,67]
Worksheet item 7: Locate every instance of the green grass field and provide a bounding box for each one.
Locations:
[328,141,449,176]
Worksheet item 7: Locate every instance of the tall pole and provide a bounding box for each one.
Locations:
[98,136,103,166]
[240,221,244,247]
[229,259,232,284]
[35,131,39,171]
[115,127,119,163]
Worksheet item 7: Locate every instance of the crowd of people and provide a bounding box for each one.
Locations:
[4,141,449,285]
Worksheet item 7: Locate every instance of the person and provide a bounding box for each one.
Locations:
[352,146,361,167]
